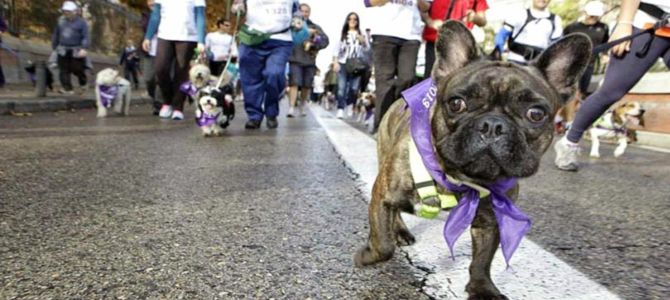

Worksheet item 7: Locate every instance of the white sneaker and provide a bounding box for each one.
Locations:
[299,104,306,117]
[346,105,354,118]
[159,105,173,119]
[287,106,295,118]
[171,110,184,120]
[554,136,580,171]
[336,109,344,119]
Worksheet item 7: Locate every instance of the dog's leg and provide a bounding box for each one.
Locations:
[590,130,601,158]
[355,176,398,267]
[393,211,415,246]
[123,88,131,116]
[614,137,628,157]
[96,88,107,118]
[465,199,507,300]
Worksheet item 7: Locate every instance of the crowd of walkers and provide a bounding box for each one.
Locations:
[2,0,668,172]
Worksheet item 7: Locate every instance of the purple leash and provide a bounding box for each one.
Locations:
[402,78,532,266]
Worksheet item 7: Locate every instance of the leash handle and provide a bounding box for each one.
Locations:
[592,17,668,55]
[215,10,242,90]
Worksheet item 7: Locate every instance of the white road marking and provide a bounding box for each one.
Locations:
[309,104,621,300]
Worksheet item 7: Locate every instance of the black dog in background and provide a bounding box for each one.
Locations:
[24,60,54,91]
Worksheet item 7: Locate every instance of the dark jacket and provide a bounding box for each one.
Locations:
[0,15,7,43]
[288,19,329,66]
[52,16,89,49]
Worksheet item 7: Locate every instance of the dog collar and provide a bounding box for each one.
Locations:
[402,78,531,266]
[98,85,119,108]
[196,111,221,127]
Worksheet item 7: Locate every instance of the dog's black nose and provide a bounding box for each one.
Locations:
[477,116,508,141]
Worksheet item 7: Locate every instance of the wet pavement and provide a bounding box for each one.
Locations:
[0,103,668,299]
[0,104,428,299]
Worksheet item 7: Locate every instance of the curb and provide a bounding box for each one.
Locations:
[0,97,153,115]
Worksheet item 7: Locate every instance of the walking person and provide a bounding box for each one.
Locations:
[143,0,206,120]
[555,0,670,171]
[564,1,610,99]
[52,1,89,95]
[421,0,489,78]
[232,0,308,129]
[332,12,369,119]
[311,68,324,103]
[119,39,140,89]
[494,0,563,64]
[141,0,161,115]
[286,3,329,118]
[364,0,431,132]
[205,19,238,77]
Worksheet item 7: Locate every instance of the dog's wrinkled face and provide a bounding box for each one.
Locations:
[431,22,592,183]
[189,64,211,88]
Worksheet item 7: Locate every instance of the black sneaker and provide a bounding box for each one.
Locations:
[266,117,278,129]
[245,120,261,129]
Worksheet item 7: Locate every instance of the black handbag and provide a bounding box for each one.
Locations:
[344,57,367,76]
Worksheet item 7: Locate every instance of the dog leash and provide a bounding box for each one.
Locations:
[592,16,669,57]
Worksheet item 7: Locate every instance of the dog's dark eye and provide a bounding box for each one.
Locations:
[526,107,547,123]
[447,97,467,114]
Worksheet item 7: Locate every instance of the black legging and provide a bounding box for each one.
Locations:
[567,28,670,143]
[155,38,196,111]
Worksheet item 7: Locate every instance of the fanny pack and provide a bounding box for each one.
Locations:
[239,25,290,46]
[640,2,670,37]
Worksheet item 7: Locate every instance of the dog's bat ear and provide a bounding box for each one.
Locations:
[532,33,592,105]
[432,21,479,81]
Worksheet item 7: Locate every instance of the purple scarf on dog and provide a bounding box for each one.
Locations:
[98,85,119,108]
[401,78,532,266]
[196,111,221,127]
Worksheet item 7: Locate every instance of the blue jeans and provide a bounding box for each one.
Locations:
[239,39,293,121]
[336,63,361,109]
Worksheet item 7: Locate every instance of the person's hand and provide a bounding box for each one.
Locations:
[142,39,151,52]
[332,63,340,73]
[430,19,444,30]
[357,34,366,44]
[308,28,318,36]
[609,23,633,57]
[600,54,610,65]
[462,10,475,23]
[304,41,313,51]
[197,43,206,57]
[231,0,245,14]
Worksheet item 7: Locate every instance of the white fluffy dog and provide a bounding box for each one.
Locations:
[95,68,131,117]
[189,63,213,89]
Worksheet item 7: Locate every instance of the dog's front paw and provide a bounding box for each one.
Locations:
[354,244,392,267]
[466,280,507,300]
[589,152,600,158]
[614,148,625,158]
[395,228,416,246]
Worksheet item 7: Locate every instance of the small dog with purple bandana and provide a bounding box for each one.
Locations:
[95,68,131,118]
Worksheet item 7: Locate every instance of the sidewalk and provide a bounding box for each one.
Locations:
[0,83,151,115]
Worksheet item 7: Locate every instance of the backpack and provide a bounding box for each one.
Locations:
[510,9,556,44]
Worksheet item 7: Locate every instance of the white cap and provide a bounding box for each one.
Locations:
[62,1,78,11]
[584,1,605,17]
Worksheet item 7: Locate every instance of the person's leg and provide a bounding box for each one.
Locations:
[556,31,670,171]
[171,41,197,112]
[261,40,292,121]
[155,39,176,107]
[336,64,348,109]
[58,52,73,91]
[424,41,436,79]
[287,63,301,116]
[347,75,361,107]
[395,39,420,99]
[373,36,401,130]
[567,31,670,143]
[239,43,269,122]
[299,66,315,116]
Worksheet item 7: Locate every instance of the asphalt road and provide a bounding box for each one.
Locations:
[0,105,429,299]
[1,103,668,299]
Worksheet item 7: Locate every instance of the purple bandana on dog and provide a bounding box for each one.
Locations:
[98,85,119,108]
[401,78,532,266]
[196,111,221,127]
[180,81,199,98]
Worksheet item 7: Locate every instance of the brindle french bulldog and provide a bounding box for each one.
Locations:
[354,21,591,299]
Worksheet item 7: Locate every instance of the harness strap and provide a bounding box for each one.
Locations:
[409,137,459,219]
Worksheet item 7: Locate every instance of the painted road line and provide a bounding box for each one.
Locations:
[309,104,621,300]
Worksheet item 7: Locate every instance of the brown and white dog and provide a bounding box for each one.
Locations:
[589,101,645,158]
[355,92,376,130]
